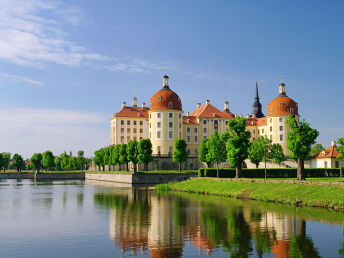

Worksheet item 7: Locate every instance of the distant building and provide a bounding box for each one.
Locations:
[110,74,299,157]
[310,141,343,168]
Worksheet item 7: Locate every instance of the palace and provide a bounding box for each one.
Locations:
[110,74,299,157]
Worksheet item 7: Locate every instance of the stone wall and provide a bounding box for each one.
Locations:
[0,173,85,180]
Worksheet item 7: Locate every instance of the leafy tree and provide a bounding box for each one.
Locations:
[310,143,325,157]
[112,145,121,170]
[206,130,227,178]
[77,150,86,170]
[172,138,188,172]
[54,156,62,171]
[270,143,286,166]
[103,147,111,171]
[42,150,54,171]
[12,154,24,172]
[220,130,230,143]
[226,117,251,178]
[287,115,319,180]
[30,153,43,173]
[0,153,3,171]
[138,138,153,171]
[336,137,344,182]
[93,149,105,171]
[127,140,139,173]
[198,138,210,168]
[248,137,265,168]
[60,152,70,171]
[119,144,129,171]
[2,152,11,172]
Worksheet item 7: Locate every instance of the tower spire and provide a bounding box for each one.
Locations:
[252,80,264,118]
[162,71,169,89]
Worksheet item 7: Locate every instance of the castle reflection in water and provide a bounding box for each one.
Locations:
[94,188,337,257]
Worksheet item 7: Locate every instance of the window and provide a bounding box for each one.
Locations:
[168,102,173,108]
[121,128,124,133]
[157,122,161,128]
[134,136,137,141]
[169,113,173,118]
[169,122,173,128]
[280,102,283,106]
[187,127,190,133]
[270,126,272,132]
[290,108,294,113]
[194,149,198,155]
[258,129,260,134]
[324,161,328,168]
[134,128,137,133]
[270,118,272,123]
[179,114,181,119]
[279,126,283,131]
[157,146,161,153]
[253,130,255,134]
[121,136,124,142]
[179,123,181,128]
[203,128,207,133]
[279,118,283,122]
[121,120,124,125]
[127,120,130,125]
[262,129,264,134]
[127,128,130,133]
[158,96,162,101]
[194,127,198,133]
[187,136,190,142]
[280,134,283,141]
[203,120,207,125]
[127,136,130,142]
[270,135,272,140]
[140,121,143,125]
[214,120,218,125]
[140,129,143,133]
[157,113,161,118]
[194,136,198,142]
[157,131,161,138]
[134,121,137,125]
[179,132,181,138]
[149,114,152,119]
[169,131,173,139]
[335,161,339,168]
[149,123,151,128]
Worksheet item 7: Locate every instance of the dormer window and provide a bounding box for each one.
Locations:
[290,108,294,113]
[168,102,173,108]
[280,102,283,106]
[158,96,162,101]
[322,151,325,157]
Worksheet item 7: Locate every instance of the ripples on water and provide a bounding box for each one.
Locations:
[0,179,343,257]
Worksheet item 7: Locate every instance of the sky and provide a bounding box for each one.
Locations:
[0,0,343,159]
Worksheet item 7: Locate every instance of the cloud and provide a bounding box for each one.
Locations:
[0,72,43,85]
[0,108,109,158]
[0,0,107,67]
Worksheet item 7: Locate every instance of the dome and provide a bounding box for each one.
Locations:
[150,88,182,111]
[268,96,299,116]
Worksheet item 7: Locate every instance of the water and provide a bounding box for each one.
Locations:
[0,179,343,257]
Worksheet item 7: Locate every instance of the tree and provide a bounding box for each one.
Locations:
[172,138,188,172]
[42,150,54,171]
[0,153,3,171]
[2,152,11,172]
[270,143,286,166]
[206,130,227,178]
[12,154,24,172]
[336,137,344,182]
[198,138,210,168]
[103,147,111,171]
[287,115,319,180]
[93,149,105,171]
[119,144,129,171]
[54,156,62,171]
[60,152,70,171]
[77,150,86,170]
[248,138,265,168]
[30,153,43,173]
[226,117,251,178]
[112,145,121,170]
[127,140,139,173]
[138,138,153,171]
[310,143,325,157]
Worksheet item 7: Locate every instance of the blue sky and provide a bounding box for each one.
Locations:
[0,0,343,158]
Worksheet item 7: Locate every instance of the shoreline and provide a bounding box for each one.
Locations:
[157,178,344,211]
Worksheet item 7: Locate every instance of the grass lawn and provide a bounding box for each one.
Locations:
[158,178,344,210]
[268,177,343,182]
[86,170,198,175]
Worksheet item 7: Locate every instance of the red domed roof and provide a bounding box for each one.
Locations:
[268,96,299,116]
[150,88,182,111]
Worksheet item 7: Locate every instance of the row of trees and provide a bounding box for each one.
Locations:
[0,153,13,172]
[30,150,89,173]
[198,115,323,180]
[93,138,153,172]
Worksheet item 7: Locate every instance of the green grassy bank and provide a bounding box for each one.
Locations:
[157,178,344,210]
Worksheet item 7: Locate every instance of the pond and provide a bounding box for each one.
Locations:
[0,179,343,257]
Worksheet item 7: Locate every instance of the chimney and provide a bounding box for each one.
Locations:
[142,102,146,108]
[331,141,336,146]
[187,112,190,117]
[205,99,210,105]
[197,103,201,109]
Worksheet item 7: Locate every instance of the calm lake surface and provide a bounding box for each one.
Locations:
[0,179,343,257]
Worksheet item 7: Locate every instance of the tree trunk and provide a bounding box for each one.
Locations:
[297,159,305,180]
[216,162,219,178]
[126,162,129,171]
[255,163,258,169]
[179,162,181,172]
[264,159,267,179]
[133,163,137,174]
[236,163,242,178]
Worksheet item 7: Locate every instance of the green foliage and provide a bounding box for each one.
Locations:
[30,153,43,173]
[60,152,70,171]
[172,138,188,171]
[248,137,266,168]
[226,117,251,177]
[270,143,286,165]
[1,152,11,172]
[127,140,139,172]
[206,130,227,177]
[77,150,87,170]
[12,153,25,172]
[138,138,153,171]
[198,138,209,163]
[112,145,121,167]
[42,150,55,171]
[310,143,325,157]
[0,153,3,171]
[54,156,62,171]
[336,138,344,161]
[119,144,129,171]
[93,148,105,171]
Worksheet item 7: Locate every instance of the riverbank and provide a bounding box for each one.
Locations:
[0,172,85,180]
[157,178,344,210]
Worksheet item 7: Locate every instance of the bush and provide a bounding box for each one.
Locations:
[199,168,341,178]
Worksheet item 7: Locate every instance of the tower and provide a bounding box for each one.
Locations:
[252,81,264,118]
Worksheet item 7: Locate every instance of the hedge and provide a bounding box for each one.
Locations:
[198,168,341,178]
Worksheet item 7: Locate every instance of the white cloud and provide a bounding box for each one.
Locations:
[0,108,109,158]
[0,72,43,85]
[0,0,107,67]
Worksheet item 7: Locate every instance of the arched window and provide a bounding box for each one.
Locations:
[168,102,173,108]
[158,96,162,101]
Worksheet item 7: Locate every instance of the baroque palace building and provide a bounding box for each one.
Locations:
[110,74,299,158]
